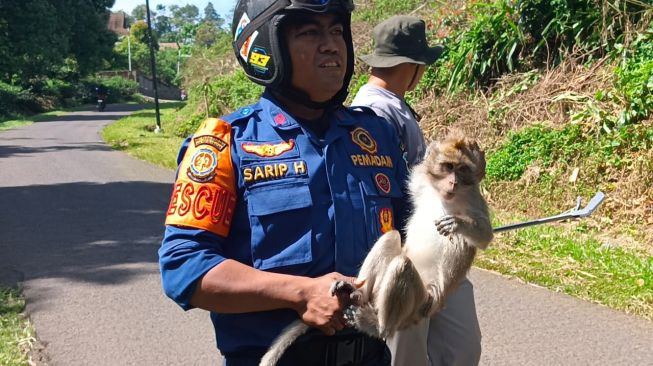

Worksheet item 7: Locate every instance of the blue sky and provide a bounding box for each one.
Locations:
[112,0,236,22]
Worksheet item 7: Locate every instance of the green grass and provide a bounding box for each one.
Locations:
[101,103,186,170]
[0,110,70,131]
[0,287,33,366]
[476,223,653,320]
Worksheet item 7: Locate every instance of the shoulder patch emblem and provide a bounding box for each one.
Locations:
[242,139,295,158]
[187,148,218,183]
[351,127,378,154]
[379,208,394,234]
[194,135,227,151]
[374,173,391,195]
[166,118,237,237]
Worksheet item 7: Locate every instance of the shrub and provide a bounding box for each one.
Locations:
[517,0,602,64]
[418,0,525,93]
[100,76,139,103]
[614,25,653,125]
[487,125,582,181]
[353,0,425,23]
[173,70,263,137]
[486,122,653,182]
[0,81,40,117]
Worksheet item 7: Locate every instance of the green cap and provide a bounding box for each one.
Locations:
[360,15,444,68]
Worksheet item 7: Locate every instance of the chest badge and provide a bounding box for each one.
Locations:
[351,127,378,154]
[375,173,391,195]
[242,139,295,158]
[187,148,218,183]
[379,208,394,234]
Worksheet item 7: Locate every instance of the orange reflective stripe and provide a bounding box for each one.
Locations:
[165,118,237,237]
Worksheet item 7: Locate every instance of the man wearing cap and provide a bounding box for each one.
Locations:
[352,15,483,366]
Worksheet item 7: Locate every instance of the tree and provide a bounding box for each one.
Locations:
[195,21,221,48]
[0,0,115,84]
[131,4,150,22]
[0,0,64,82]
[170,4,200,30]
[130,20,156,47]
[60,0,117,76]
[203,2,224,28]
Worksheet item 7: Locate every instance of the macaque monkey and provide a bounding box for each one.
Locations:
[404,132,493,315]
[259,132,492,366]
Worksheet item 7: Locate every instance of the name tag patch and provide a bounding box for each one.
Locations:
[243,160,308,185]
[351,154,394,168]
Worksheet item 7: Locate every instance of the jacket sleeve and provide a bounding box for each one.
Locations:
[389,121,411,237]
[159,226,228,310]
[159,118,238,310]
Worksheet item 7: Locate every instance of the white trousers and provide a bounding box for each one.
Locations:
[386,279,482,366]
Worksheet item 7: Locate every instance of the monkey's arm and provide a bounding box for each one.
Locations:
[436,211,493,249]
[460,211,493,249]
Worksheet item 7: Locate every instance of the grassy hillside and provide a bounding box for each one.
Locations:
[121,0,652,319]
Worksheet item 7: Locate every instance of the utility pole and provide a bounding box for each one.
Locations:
[127,27,132,73]
[145,0,162,133]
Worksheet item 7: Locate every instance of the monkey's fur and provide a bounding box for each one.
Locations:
[259,132,493,366]
[404,132,493,315]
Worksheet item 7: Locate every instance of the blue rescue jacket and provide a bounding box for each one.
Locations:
[159,91,409,355]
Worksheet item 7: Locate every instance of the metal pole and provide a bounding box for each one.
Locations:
[145,0,162,133]
[493,192,605,233]
[127,27,132,72]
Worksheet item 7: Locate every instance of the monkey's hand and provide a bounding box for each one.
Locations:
[330,280,364,306]
[435,215,462,236]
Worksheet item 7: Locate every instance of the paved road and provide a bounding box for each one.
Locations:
[0,104,651,366]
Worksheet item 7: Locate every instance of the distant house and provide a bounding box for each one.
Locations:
[159,42,180,50]
[108,11,129,36]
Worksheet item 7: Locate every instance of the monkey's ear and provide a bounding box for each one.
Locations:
[424,141,438,159]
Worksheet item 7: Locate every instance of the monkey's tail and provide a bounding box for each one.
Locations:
[259,320,310,366]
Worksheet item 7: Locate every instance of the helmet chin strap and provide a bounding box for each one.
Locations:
[275,84,346,111]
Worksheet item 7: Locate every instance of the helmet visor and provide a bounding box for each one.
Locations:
[285,0,355,13]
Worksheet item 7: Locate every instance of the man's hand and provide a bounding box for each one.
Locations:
[294,272,357,335]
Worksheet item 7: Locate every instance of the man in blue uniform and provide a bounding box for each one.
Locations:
[159,1,408,365]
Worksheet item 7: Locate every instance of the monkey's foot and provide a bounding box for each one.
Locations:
[422,283,446,317]
[331,280,363,304]
[435,215,460,236]
[344,304,380,338]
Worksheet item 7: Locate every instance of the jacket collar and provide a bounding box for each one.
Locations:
[260,90,356,131]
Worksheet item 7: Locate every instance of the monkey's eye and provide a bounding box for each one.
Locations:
[441,162,454,172]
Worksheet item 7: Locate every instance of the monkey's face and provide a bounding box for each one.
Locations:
[429,160,476,200]
[424,136,486,201]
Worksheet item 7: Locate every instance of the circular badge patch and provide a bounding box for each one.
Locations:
[375,173,391,195]
[351,127,378,154]
[188,148,218,183]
